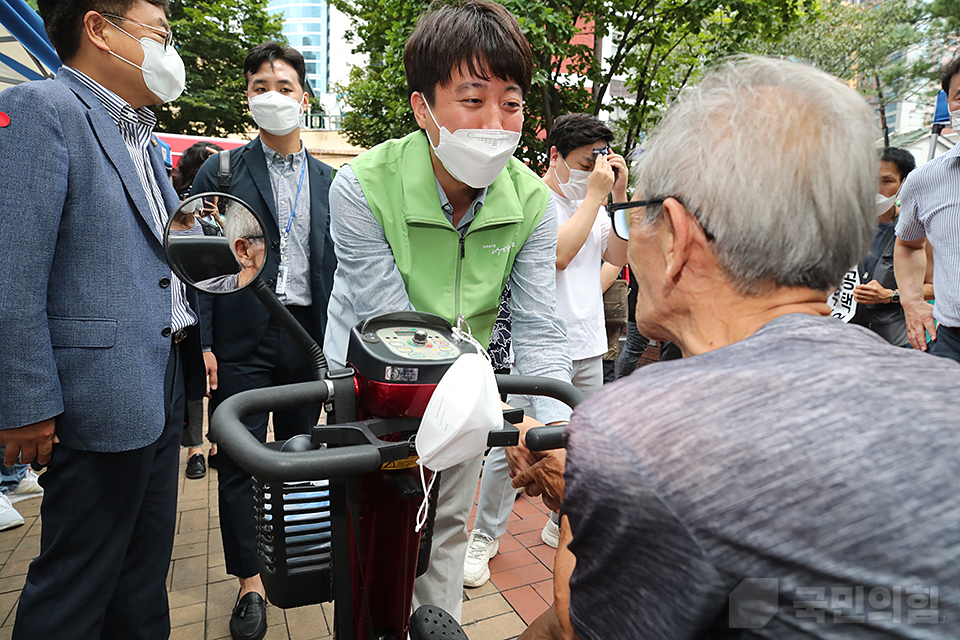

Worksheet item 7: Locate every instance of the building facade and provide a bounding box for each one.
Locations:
[267,0,330,96]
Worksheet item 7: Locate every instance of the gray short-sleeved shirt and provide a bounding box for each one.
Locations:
[564,314,960,639]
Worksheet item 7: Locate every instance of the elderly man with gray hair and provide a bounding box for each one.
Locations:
[516,56,960,640]
[197,202,266,293]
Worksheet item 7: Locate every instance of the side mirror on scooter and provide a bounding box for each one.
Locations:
[163,193,267,295]
[163,192,327,376]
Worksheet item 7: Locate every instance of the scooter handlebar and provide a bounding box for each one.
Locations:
[495,374,582,452]
[210,380,383,482]
[524,426,566,451]
[212,374,582,481]
[494,374,584,410]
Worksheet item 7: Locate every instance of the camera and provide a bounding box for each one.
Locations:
[593,146,618,178]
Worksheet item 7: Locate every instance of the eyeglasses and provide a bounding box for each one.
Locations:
[606,199,664,241]
[103,14,174,51]
[243,235,265,241]
[606,198,715,242]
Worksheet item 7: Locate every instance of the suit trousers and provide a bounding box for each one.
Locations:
[930,324,960,365]
[213,307,322,578]
[14,343,184,640]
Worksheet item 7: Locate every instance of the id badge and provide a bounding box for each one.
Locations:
[276,265,288,295]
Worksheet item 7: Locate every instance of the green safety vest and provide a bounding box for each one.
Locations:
[349,131,550,347]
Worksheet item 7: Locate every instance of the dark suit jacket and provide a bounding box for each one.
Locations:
[191,137,336,360]
[0,70,202,452]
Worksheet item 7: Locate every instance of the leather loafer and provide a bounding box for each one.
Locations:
[230,591,267,640]
[185,453,206,479]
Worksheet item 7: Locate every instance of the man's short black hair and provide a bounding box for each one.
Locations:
[404,0,533,105]
[546,113,614,159]
[880,147,916,182]
[244,42,307,92]
[940,55,960,95]
[37,0,169,63]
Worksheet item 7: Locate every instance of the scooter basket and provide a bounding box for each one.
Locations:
[254,474,335,609]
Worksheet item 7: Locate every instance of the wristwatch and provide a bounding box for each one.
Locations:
[891,290,900,304]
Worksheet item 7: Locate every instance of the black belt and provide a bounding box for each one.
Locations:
[941,325,960,338]
[172,328,189,344]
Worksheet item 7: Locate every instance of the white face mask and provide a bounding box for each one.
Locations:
[109,25,185,103]
[419,94,521,189]
[557,156,591,200]
[876,191,898,216]
[415,352,502,531]
[248,91,304,136]
[950,108,960,133]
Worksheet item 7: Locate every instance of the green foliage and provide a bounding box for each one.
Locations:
[930,0,960,32]
[755,0,920,80]
[154,0,285,136]
[330,0,423,149]
[754,0,927,146]
[332,0,802,173]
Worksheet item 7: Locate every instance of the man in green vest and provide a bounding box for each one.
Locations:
[323,0,573,622]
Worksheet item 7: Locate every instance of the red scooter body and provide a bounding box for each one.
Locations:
[339,312,476,640]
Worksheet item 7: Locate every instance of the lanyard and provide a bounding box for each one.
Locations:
[283,158,308,239]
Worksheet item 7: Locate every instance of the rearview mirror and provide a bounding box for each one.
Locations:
[164,193,267,294]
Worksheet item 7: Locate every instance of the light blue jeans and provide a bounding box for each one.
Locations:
[0,444,28,495]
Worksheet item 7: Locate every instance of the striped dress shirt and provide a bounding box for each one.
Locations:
[64,66,196,331]
[896,141,960,328]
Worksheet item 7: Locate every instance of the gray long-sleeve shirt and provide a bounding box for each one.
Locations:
[323,163,573,424]
[564,314,960,639]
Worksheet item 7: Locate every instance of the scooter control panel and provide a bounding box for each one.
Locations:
[375,327,461,361]
[349,311,480,386]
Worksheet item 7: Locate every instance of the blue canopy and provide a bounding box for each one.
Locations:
[0,0,60,92]
[933,90,950,125]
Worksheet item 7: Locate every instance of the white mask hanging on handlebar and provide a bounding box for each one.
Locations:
[415,320,501,531]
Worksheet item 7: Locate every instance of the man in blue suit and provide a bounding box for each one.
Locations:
[190,42,336,640]
[0,1,201,638]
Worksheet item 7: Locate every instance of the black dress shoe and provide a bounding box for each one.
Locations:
[230,591,267,640]
[185,453,206,479]
[207,450,219,470]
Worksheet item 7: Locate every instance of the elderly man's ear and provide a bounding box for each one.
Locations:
[235,239,255,268]
[660,197,704,289]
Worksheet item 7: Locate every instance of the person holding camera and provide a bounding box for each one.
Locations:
[464,113,628,588]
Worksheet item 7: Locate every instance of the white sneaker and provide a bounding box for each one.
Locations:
[541,519,560,549]
[463,530,498,588]
[0,494,24,531]
[9,469,43,504]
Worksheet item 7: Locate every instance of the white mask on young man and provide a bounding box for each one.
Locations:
[876,191,898,217]
[248,91,304,136]
[557,155,591,201]
[419,94,521,189]
[950,108,960,134]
